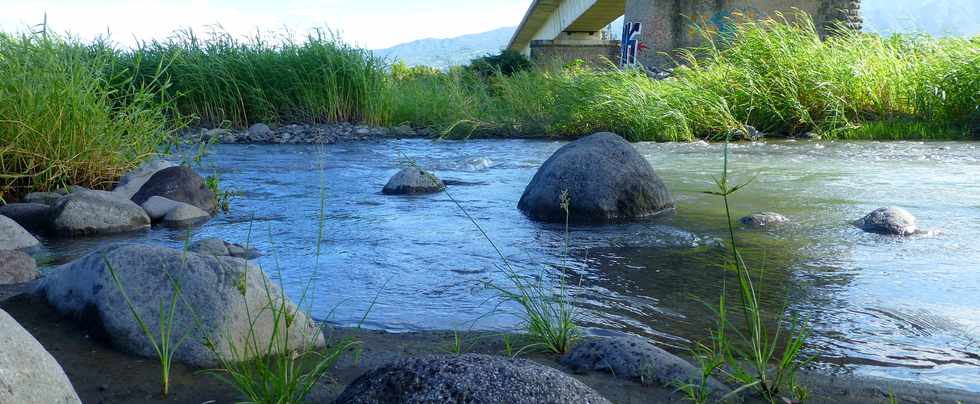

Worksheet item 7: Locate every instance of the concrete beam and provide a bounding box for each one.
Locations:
[508,0,625,54]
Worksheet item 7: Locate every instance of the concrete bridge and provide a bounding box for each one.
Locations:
[507,0,862,68]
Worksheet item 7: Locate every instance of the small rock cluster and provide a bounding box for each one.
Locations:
[181,122,424,145]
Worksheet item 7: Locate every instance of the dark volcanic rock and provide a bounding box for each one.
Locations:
[131,166,217,214]
[518,132,674,222]
[854,207,918,235]
[336,353,611,404]
[0,203,51,233]
[382,167,446,195]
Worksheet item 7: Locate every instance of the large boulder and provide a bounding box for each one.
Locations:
[518,133,674,222]
[190,238,261,260]
[113,159,176,199]
[39,244,323,368]
[382,167,446,195]
[0,214,40,251]
[854,207,918,236]
[336,354,611,404]
[0,250,38,284]
[0,203,52,233]
[561,335,730,397]
[0,308,82,404]
[49,189,150,237]
[22,191,63,207]
[131,166,217,214]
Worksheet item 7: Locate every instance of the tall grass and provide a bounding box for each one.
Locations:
[0,30,175,201]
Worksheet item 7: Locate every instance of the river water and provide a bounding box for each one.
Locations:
[40,139,980,391]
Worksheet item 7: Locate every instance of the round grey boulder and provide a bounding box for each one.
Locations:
[112,159,176,199]
[561,335,730,398]
[336,353,611,404]
[0,214,40,251]
[0,203,52,233]
[22,191,63,207]
[39,243,322,368]
[131,166,217,214]
[49,189,150,237]
[0,308,82,404]
[140,196,183,222]
[518,132,674,223]
[854,207,918,236]
[382,167,446,195]
[190,238,261,260]
[740,212,789,228]
[0,250,38,284]
[161,203,210,227]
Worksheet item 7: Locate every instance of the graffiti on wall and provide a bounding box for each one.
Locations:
[687,6,765,38]
[621,22,646,65]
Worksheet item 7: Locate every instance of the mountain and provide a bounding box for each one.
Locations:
[373,27,516,69]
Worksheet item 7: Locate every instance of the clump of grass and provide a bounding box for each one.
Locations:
[0,30,175,201]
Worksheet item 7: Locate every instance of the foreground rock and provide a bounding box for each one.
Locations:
[0,308,82,404]
[740,212,789,227]
[140,196,210,227]
[518,132,674,222]
[0,203,51,233]
[189,238,261,260]
[382,167,446,195]
[131,166,217,214]
[854,207,918,236]
[113,159,176,199]
[336,353,611,404]
[0,250,38,284]
[0,214,40,251]
[562,336,730,398]
[39,244,322,368]
[49,189,150,236]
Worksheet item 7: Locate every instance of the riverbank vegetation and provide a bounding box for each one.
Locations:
[1,14,977,199]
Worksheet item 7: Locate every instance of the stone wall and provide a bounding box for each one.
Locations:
[623,0,861,69]
[530,40,622,68]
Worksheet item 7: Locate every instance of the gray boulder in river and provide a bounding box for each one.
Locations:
[190,238,261,260]
[131,166,217,214]
[140,196,210,227]
[0,214,40,251]
[49,189,150,236]
[38,243,323,368]
[112,159,176,199]
[382,166,446,195]
[854,207,918,235]
[518,132,674,222]
[0,250,38,285]
[335,353,611,404]
[0,308,82,404]
[561,335,731,398]
[0,203,52,233]
[22,191,63,207]
[740,212,789,227]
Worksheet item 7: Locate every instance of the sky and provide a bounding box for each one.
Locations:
[0,0,531,49]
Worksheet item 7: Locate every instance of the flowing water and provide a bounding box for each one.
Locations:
[39,139,980,391]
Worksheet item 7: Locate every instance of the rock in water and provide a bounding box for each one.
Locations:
[854,207,918,235]
[740,212,789,227]
[49,189,150,236]
[561,336,730,398]
[0,250,38,284]
[382,167,446,195]
[0,203,52,234]
[247,123,275,143]
[161,203,210,227]
[0,308,82,404]
[0,214,40,251]
[39,244,323,368]
[22,191,63,207]
[112,159,176,199]
[518,132,674,222]
[140,196,182,222]
[131,166,217,214]
[190,238,261,259]
[335,354,611,404]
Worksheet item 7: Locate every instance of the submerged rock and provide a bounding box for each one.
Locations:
[518,132,674,223]
[49,189,150,236]
[22,191,63,207]
[740,212,789,227]
[561,335,730,398]
[0,214,40,251]
[854,207,918,236]
[131,166,217,214]
[0,250,38,284]
[382,167,446,195]
[0,308,82,404]
[0,203,51,234]
[39,243,322,368]
[336,353,611,404]
[189,238,261,260]
[112,159,176,199]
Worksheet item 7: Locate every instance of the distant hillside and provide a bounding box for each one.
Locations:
[372,27,515,69]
